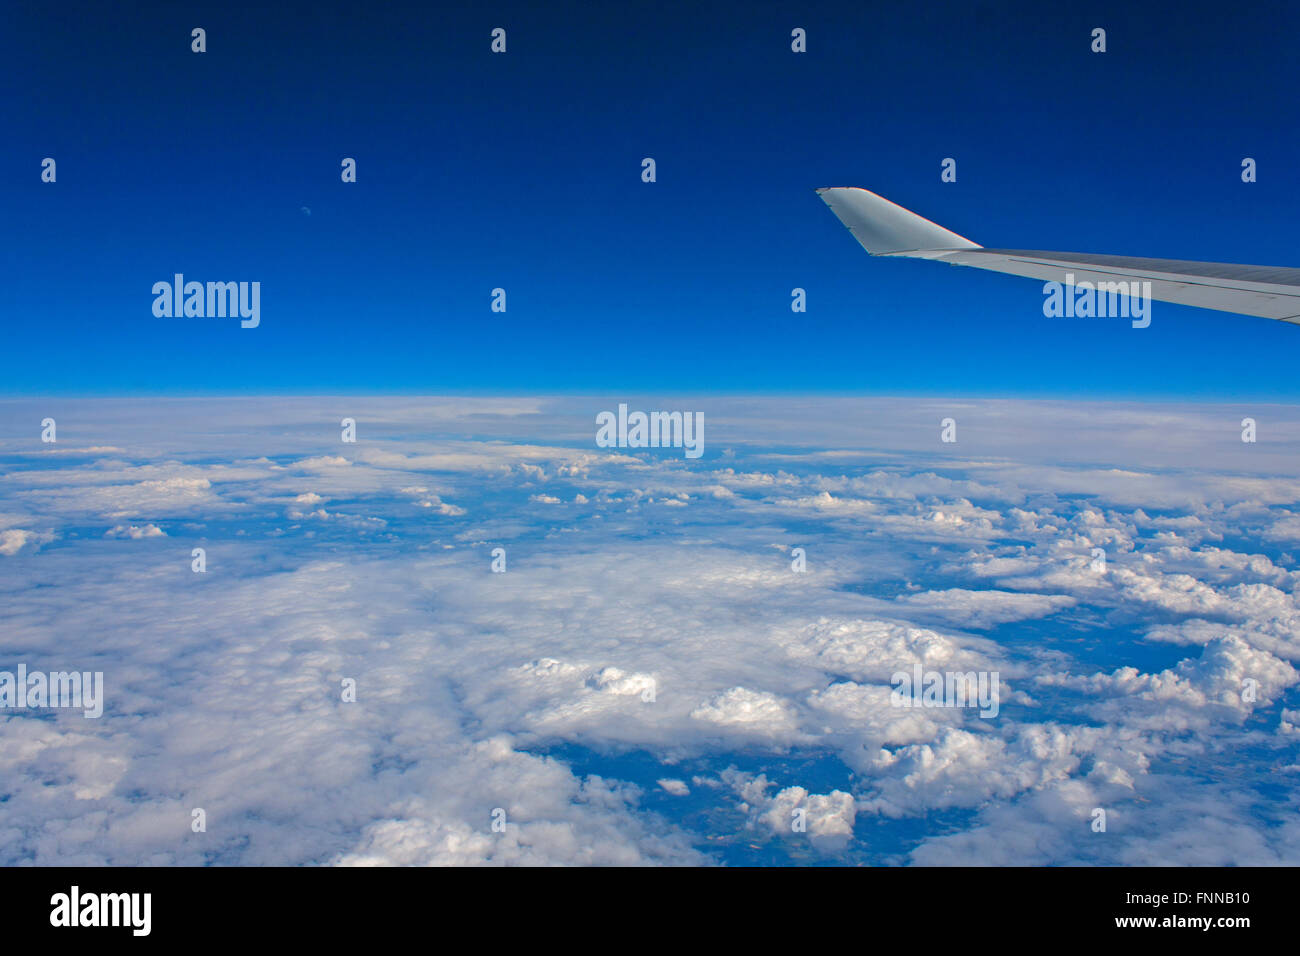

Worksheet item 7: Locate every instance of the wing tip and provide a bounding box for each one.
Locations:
[816,186,979,254]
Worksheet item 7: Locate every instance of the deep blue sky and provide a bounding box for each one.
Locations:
[5,0,1300,397]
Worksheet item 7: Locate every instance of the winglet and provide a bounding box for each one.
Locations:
[816,187,981,255]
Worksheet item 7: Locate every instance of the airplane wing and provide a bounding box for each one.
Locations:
[816,186,1300,324]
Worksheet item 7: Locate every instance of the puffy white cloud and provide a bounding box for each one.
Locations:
[723,770,856,852]
[0,528,54,555]
[691,688,800,739]
[1038,636,1298,730]
[104,523,166,539]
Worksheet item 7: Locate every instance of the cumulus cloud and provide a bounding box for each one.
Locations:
[691,688,800,738]
[0,528,54,555]
[724,770,856,852]
[104,523,166,539]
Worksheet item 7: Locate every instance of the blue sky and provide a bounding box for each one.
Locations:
[5,0,1300,397]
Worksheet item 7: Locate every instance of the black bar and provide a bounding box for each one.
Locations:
[1,865,1286,942]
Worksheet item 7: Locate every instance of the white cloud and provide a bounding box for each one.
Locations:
[691,688,801,739]
[105,523,166,539]
[0,528,54,555]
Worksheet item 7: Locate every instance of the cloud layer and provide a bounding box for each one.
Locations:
[1,395,1298,865]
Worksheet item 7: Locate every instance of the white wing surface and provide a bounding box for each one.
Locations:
[817,186,1300,324]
